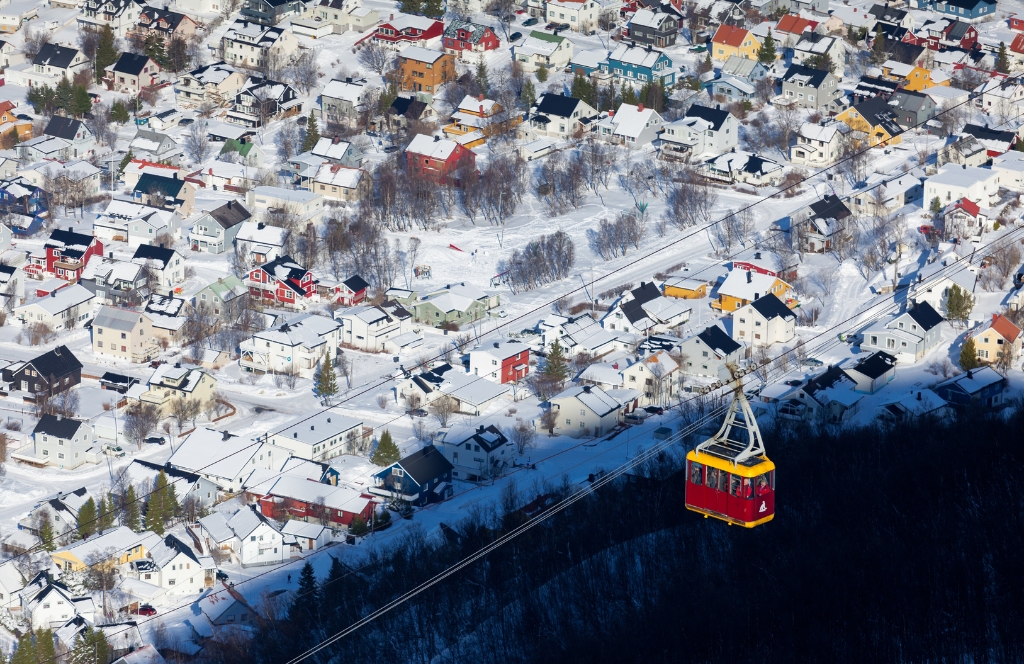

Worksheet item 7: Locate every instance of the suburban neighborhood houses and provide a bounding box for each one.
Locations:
[0,0,1018,656]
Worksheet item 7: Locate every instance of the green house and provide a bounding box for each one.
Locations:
[411,283,499,327]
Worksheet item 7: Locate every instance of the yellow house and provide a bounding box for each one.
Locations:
[133,364,217,417]
[443,94,521,148]
[711,269,792,312]
[50,526,156,572]
[836,98,903,148]
[663,276,709,299]
[711,25,761,61]
[974,314,1022,364]
[881,60,950,92]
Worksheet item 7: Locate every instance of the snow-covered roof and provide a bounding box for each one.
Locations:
[601,103,659,139]
[927,164,997,187]
[321,77,365,103]
[717,268,785,301]
[169,428,262,482]
[313,164,363,188]
[608,42,667,68]
[705,150,783,176]
[799,121,841,143]
[406,133,461,159]
[16,284,93,315]
[274,411,362,447]
[254,313,341,349]
[398,45,445,63]
[553,384,621,417]
[235,220,287,246]
[58,527,160,563]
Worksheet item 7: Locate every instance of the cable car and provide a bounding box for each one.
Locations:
[685,389,775,528]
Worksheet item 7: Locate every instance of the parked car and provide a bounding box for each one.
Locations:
[145,436,166,445]
[216,570,229,582]
[624,413,644,425]
[178,118,194,126]
[689,44,707,53]
[644,406,664,415]
[103,444,125,458]
[546,22,570,30]
[804,358,824,367]
[522,16,539,25]
[408,408,428,418]
[509,31,523,41]
[137,604,157,616]
[785,379,802,386]
[383,145,400,153]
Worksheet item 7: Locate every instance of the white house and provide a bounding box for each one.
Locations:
[245,186,324,224]
[438,423,514,481]
[234,221,287,264]
[334,302,413,352]
[676,325,743,378]
[129,534,214,597]
[514,31,573,73]
[78,0,147,36]
[131,245,185,294]
[596,103,663,147]
[6,44,92,89]
[268,411,364,462]
[14,284,95,329]
[221,20,298,71]
[924,164,1000,207]
[20,574,95,630]
[546,0,599,32]
[543,384,628,437]
[601,282,691,335]
[732,294,797,346]
[526,93,596,140]
[659,104,738,161]
[468,339,530,385]
[991,151,1024,192]
[226,505,286,567]
[168,428,289,492]
[859,302,944,363]
[791,121,845,167]
[240,314,342,377]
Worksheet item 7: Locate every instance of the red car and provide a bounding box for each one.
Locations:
[137,605,157,616]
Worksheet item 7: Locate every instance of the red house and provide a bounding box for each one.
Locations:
[404,134,476,182]
[44,229,103,282]
[374,13,443,49]
[258,477,375,528]
[731,252,779,277]
[468,340,529,384]
[1010,15,1024,31]
[245,255,317,308]
[317,274,369,305]
[905,19,977,51]
[443,20,500,59]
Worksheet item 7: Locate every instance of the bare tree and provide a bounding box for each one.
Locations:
[429,395,458,427]
[376,394,389,410]
[287,48,321,95]
[506,418,536,455]
[184,119,211,164]
[486,0,519,40]
[357,42,394,76]
[23,26,51,60]
[124,402,160,449]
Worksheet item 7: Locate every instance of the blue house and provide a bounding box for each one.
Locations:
[706,75,756,103]
[600,43,676,87]
[933,366,1006,408]
[909,0,996,22]
[371,445,454,507]
[0,177,47,237]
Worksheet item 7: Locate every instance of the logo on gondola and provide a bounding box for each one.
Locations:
[758,502,766,513]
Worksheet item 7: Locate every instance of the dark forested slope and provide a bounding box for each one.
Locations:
[205,406,1024,664]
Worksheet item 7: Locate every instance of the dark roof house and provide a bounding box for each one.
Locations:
[43,116,84,141]
[749,293,797,321]
[684,104,730,131]
[208,200,251,229]
[110,53,155,76]
[32,44,82,69]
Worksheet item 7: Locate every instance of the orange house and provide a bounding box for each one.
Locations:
[396,46,455,94]
[0,101,32,142]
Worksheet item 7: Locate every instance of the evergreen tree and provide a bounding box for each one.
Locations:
[69,627,110,664]
[348,515,368,536]
[146,472,168,535]
[39,513,56,552]
[77,497,97,540]
[379,80,399,113]
[96,25,119,82]
[620,82,638,106]
[26,84,55,114]
[124,485,141,531]
[166,474,179,522]
[321,555,346,616]
[98,493,115,531]
[371,430,401,466]
[289,561,319,628]
[996,42,1011,74]
[422,0,444,18]
[398,0,421,14]
[536,66,548,83]
[144,33,167,68]
[543,340,569,391]
[34,629,56,664]
[600,81,617,111]
[111,101,130,125]
[699,52,713,76]
[520,78,536,107]
[946,284,975,329]
[301,110,320,153]
[758,29,777,64]
[475,56,490,97]
[570,74,595,108]
[315,353,338,402]
[960,337,980,370]
[10,631,35,664]
[72,84,92,116]
[870,28,887,65]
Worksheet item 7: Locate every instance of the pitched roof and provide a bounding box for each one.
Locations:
[808,194,852,221]
[134,173,186,198]
[695,324,741,356]
[712,24,750,47]
[94,306,145,332]
[534,93,582,119]
[132,243,176,269]
[776,14,813,34]
[906,301,943,331]
[44,116,83,141]
[684,104,730,131]
[342,274,369,292]
[988,314,1021,343]
[748,293,796,320]
[394,445,453,485]
[962,123,1016,146]
[33,43,81,69]
[27,345,82,378]
[443,19,492,43]
[33,413,85,439]
[850,350,897,379]
[782,64,831,87]
[111,52,154,76]
[207,200,251,229]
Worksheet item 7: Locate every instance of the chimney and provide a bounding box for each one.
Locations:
[608,110,614,117]
[434,135,440,142]
[993,313,998,323]
[477,425,484,433]
[390,13,393,19]
[754,251,761,259]
[257,222,265,230]
[209,168,213,175]
[613,362,618,369]
[332,136,340,144]
[917,391,922,401]
[67,226,73,232]
[327,417,330,423]
[310,425,314,430]
[174,362,181,368]
[479,105,484,115]
[50,291,56,297]
[583,385,592,393]
[159,243,165,248]
[346,77,352,83]
[56,414,61,421]
[638,103,644,112]
[478,93,484,101]
[493,341,499,348]
[108,251,113,258]
[746,271,752,283]
[967,370,973,379]
[293,432,298,438]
